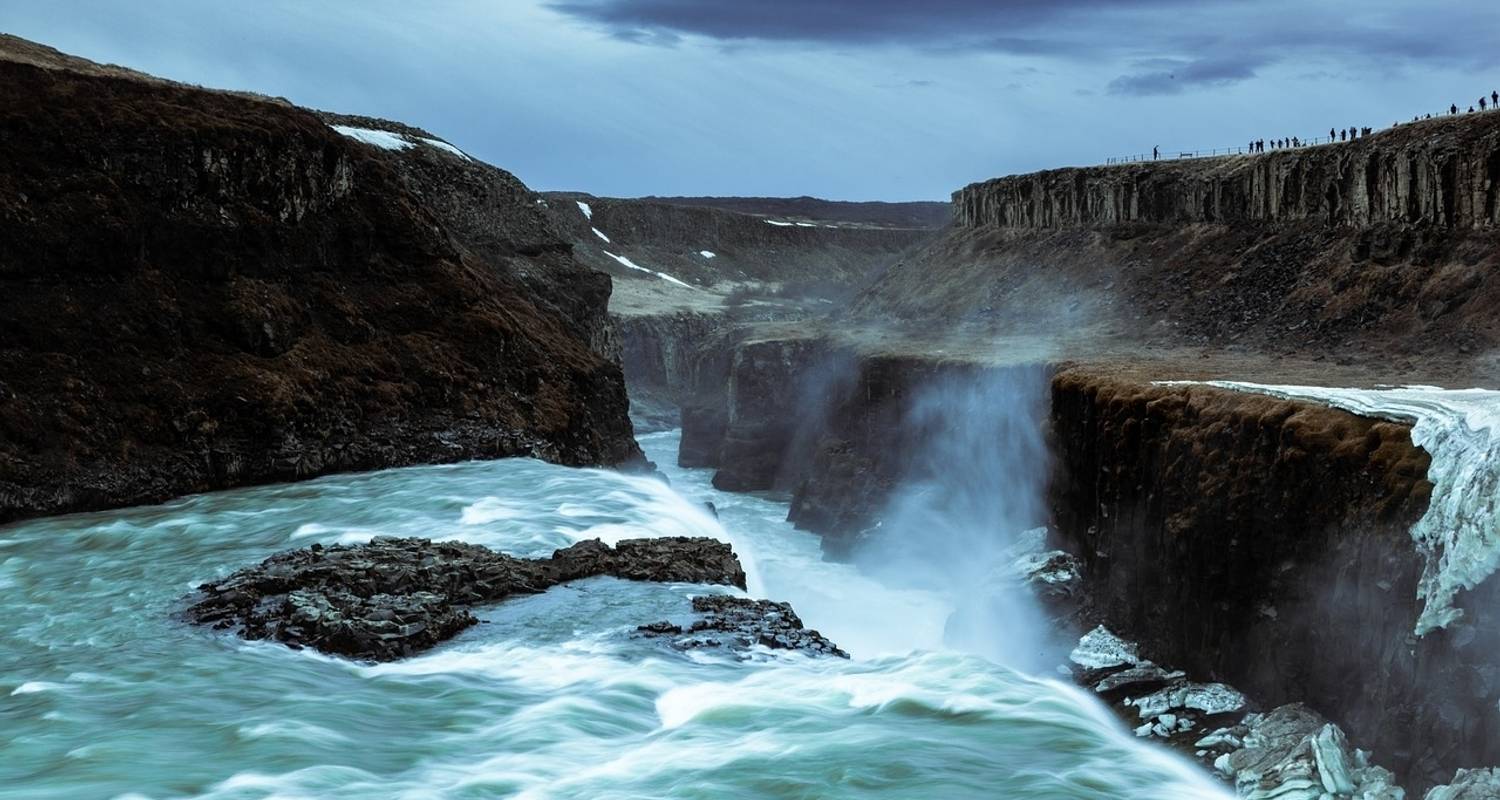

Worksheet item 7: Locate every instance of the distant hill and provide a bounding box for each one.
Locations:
[638,196,951,229]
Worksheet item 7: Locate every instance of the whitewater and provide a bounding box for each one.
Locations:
[0,430,1228,799]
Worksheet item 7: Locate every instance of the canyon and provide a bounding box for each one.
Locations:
[4,30,1500,800]
[618,112,1500,796]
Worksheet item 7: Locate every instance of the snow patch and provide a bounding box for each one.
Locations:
[331,126,470,160]
[592,228,611,243]
[1175,381,1500,635]
[699,250,716,259]
[417,137,471,160]
[330,125,413,152]
[576,201,593,220]
[764,220,794,227]
[601,251,692,288]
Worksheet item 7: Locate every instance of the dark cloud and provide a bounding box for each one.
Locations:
[1107,55,1267,96]
[552,0,1500,95]
[547,0,1186,49]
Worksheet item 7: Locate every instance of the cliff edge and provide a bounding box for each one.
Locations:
[0,37,641,523]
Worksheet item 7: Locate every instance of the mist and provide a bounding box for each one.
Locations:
[848,363,1062,670]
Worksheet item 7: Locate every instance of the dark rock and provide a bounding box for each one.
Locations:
[186,535,745,661]
[1426,768,1500,800]
[0,36,641,525]
[638,595,848,659]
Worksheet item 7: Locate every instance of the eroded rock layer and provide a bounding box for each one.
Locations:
[955,114,1500,230]
[0,40,640,523]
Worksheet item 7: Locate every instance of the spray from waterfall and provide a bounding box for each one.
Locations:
[848,364,1060,669]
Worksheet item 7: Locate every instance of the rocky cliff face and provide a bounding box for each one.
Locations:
[0,41,640,523]
[853,115,1500,374]
[675,338,1499,792]
[956,113,1500,230]
[1050,372,1498,793]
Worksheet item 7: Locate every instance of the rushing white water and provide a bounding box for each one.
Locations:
[1189,382,1500,635]
[0,430,1228,799]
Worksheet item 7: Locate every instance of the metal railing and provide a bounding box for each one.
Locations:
[1102,103,1499,166]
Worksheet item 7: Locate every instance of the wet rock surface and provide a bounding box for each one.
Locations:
[1425,769,1500,800]
[1063,625,1408,800]
[637,595,848,659]
[186,536,746,661]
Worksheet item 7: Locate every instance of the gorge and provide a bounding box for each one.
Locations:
[3,31,1500,800]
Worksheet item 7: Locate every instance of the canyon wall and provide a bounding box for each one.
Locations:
[0,40,640,523]
[955,113,1500,230]
[1050,372,1498,792]
[671,339,1500,792]
[853,114,1500,371]
[547,192,937,294]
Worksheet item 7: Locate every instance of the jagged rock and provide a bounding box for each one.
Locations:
[186,536,746,661]
[1094,663,1187,694]
[1222,704,1404,800]
[638,595,848,659]
[1012,549,1083,600]
[1069,625,1142,671]
[1129,682,1247,719]
[1425,768,1500,799]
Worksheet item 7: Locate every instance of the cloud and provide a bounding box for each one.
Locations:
[547,0,1187,50]
[550,0,1500,96]
[1107,55,1267,96]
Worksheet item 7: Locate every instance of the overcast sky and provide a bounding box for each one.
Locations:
[4,1,1498,200]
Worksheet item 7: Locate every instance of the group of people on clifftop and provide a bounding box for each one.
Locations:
[1143,88,1500,162]
[1450,90,1498,115]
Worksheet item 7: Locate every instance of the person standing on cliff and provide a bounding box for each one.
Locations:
[1492,90,1498,107]
[1153,145,1159,160]
[1482,97,1489,112]
[1451,104,1458,115]
[1329,127,1336,140]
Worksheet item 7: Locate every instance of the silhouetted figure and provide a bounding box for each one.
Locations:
[1451,104,1459,115]
[1153,145,1159,160]
[1493,91,1498,106]
[1258,139,1265,152]
[1482,97,1489,111]
[1426,114,1431,120]
[1329,127,1336,140]
[1248,140,1254,153]
[1470,105,1476,113]
[1339,129,1346,141]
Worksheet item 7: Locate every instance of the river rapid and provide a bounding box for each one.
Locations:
[1,430,1228,799]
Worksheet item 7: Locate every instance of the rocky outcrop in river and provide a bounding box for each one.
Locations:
[638,595,848,659]
[187,536,747,660]
[0,37,640,524]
